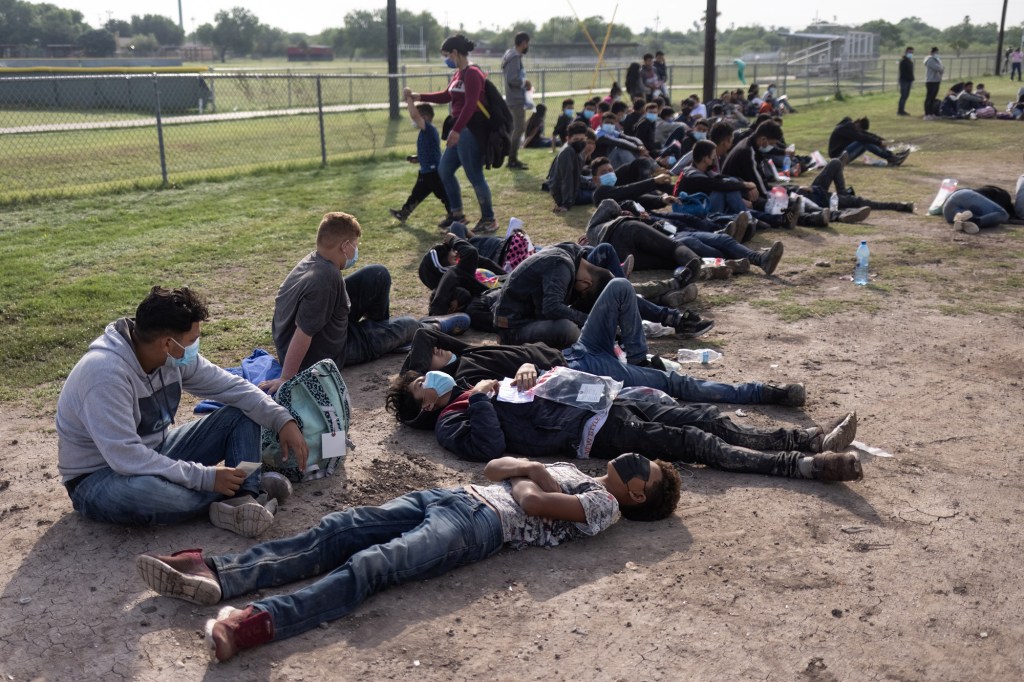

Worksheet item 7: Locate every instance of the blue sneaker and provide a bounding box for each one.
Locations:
[420,312,471,336]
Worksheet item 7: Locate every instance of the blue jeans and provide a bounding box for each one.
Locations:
[942,189,1010,228]
[843,141,893,163]
[898,80,912,113]
[67,406,261,525]
[438,127,494,220]
[344,265,421,365]
[211,489,503,641]
[563,278,765,403]
[708,190,748,215]
[584,242,627,278]
[675,231,757,261]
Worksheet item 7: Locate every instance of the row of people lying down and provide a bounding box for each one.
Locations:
[546,118,914,233]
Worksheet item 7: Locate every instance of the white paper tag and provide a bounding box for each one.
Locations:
[497,377,533,403]
[321,431,346,459]
[576,383,604,403]
[235,461,261,476]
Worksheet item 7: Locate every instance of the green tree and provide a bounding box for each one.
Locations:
[943,15,972,56]
[210,7,261,62]
[857,20,904,50]
[32,4,88,45]
[0,0,36,45]
[76,28,115,57]
[103,19,132,37]
[127,33,159,56]
[130,14,184,46]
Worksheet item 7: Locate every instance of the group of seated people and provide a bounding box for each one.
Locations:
[60,72,1024,664]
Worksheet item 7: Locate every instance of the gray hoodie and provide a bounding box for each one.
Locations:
[501,47,525,106]
[56,318,292,490]
[924,54,944,83]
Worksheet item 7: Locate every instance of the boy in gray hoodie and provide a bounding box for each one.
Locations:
[56,286,307,536]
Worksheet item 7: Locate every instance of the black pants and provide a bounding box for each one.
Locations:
[590,400,811,478]
[402,170,450,214]
[897,80,912,113]
[924,82,941,116]
[605,221,699,271]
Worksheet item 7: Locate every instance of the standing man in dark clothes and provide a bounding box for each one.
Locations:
[897,46,915,116]
[502,31,530,169]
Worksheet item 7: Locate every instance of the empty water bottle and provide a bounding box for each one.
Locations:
[767,186,789,215]
[830,192,839,213]
[854,240,870,285]
[678,348,723,364]
[781,156,792,173]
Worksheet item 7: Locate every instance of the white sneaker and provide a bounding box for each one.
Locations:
[209,497,275,537]
[953,211,979,234]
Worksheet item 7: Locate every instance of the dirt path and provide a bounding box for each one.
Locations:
[2,209,1024,680]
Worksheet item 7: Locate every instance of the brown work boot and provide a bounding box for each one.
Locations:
[757,240,785,276]
[810,451,864,482]
[724,258,750,275]
[136,548,222,606]
[206,605,274,663]
[659,283,699,308]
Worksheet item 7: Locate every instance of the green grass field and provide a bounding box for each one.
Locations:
[1,79,1022,405]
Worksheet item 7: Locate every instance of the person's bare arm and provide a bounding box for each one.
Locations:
[406,94,426,130]
[483,457,558,491]
[510,478,587,522]
[259,325,313,394]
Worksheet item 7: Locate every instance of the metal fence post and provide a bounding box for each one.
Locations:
[540,69,546,103]
[782,63,789,95]
[860,61,865,95]
[317,76,327,166]
[401,64,407,95]
[153,74,168,186]
[287,71,292,108]
[881,61,886,92]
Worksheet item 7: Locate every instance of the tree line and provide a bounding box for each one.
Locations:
[0,0,1019,62]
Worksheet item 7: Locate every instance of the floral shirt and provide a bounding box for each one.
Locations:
[470,462,620,549]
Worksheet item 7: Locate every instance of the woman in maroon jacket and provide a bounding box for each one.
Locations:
[407,35,497,234]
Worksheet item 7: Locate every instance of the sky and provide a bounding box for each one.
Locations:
[47,0,1024,39]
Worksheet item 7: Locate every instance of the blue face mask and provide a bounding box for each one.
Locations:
[906,53,914,60]
[582,109,595,120]
[645,112,658,122]
[444,57,457,69]
[342,243,358,270]
[422,371,456,404]
[601,123,616,134]
[759,144,775,154]
[692,131,707,141]
[599,172,618,187]
[667,156,677,166]
[564,108,575,118]
[169,336,200,367]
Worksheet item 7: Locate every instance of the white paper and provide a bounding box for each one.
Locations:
[235,461,261,475]
[575,383,604,403]
[321,431,346,459]
[497,377,533,403]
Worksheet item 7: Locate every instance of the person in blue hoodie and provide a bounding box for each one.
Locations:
[56,286,308,537]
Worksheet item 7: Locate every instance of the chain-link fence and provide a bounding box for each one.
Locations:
[0,54,994,201]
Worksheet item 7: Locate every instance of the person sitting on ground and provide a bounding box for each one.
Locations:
[492,243,711,348]
[523,103,552,148]
[549,123,596,213]
[261,212,422,395]
[136,454,681,662]
[621,96,647,133]
[389,99,450,225]
[56,286,307,537]
[676,139,758,215]
[590,156,677,211]
[576,98,599,125]
[594,112,652,172]
[722,120,830,228]
[667,117,708,158]
[418,233,504,332]
[655,107,686,148]
[551,97,576,147]
[827,116,909,167]
[632,102,662,153]
[603,81,624,105]
[426,369,863,484]
[955,81,987,117]
[591,100,612,130]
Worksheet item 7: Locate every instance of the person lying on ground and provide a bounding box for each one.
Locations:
[794,156,914,217]
[136,455,681,662]
[941,182,1023,234]
[387,284,803,428]
[420,370,862,481]
[56,286,307,537]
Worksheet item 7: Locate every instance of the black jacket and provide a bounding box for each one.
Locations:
[722,135,770,199]
[828,118,885,159]
[899,55,915,83]
[493,243,588,330]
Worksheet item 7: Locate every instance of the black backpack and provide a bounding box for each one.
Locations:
[440,67,513,169]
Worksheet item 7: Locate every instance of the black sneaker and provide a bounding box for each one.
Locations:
[508,161,529,170]
[673,258,701,287]
[437,213,463,229]
[670,310,715,339]
[389,208,410,223]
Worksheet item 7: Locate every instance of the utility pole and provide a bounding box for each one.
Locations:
[702,0,717,105]
[996,0,1009,75]
[387,0,400,120]
[178,0,184,33]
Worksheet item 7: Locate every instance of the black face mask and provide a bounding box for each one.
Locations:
[612,453,650,487]
[569,139,587,153]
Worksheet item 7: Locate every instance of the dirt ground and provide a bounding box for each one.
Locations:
[2,205,1024,681]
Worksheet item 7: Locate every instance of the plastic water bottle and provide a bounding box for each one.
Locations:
[781,156,791,174]
[829,192,839,214]
[854,241,870,286]
[767,186,788,215]
[928,178,958,215]
[678,348,723,364]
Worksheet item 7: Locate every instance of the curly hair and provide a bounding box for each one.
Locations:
[134,286,209,342]
[619,459,681,522]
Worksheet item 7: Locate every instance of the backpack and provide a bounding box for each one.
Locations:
[261,358,352,483]
[498,229,536,273]
[471,68,513,169]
